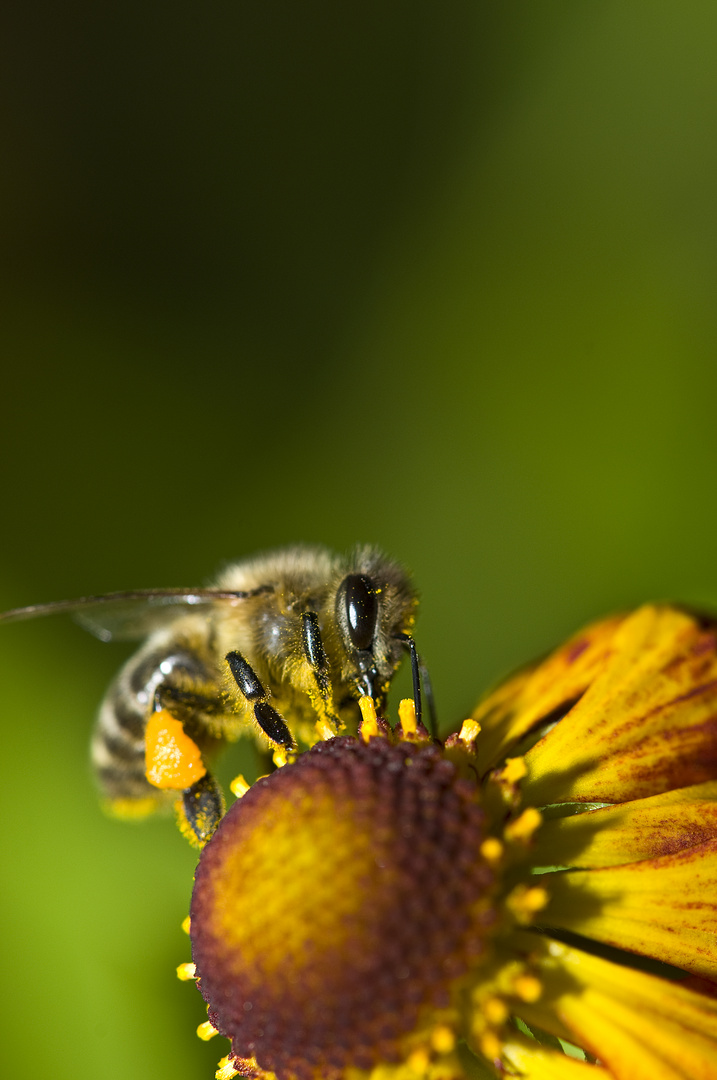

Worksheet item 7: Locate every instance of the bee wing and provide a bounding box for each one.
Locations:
[0,588,267,642]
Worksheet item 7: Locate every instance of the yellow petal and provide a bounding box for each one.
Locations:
[472,614,625,775]
[514,937,717,1080]
[557,990,717,1080]
[502,1038,613,1079]
[533,781,717,868]
[522,605,717,805]
[543,840,717,977]
[551,939,717,1080]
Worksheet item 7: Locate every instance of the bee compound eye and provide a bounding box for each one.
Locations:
[341,574,378,651]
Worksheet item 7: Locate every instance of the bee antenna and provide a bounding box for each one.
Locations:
[395,634,436,738]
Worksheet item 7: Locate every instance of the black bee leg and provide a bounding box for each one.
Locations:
[180,772,225,847]
[225,651,295,749]
[301,611,340,731]
[395,633,437,738]
[154,682,224,718]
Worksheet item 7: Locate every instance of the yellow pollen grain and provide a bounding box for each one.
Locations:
[495,961,526,995]
[431,1026,456,1054]
[483,997,509,1025]
[479,1032,502,1061]
[359,695,379,740]
[506,884,549,923]
[176,962,197,981]
[197,1020,218,1041]
[479,837,504,865]
[272,746,288,768]
[181,915,191,935]
[503,807,543,844]
[407,1048,430,1074]
[523,886,549,912]
[315,718,335,741]
[215,1056,240,1080]
[513,974,542,1003]
[500,757,527,784]
[398,697,418,734]
[230,774,250,798]
[459,718,481,745]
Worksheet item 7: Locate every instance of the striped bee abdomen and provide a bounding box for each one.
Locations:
[91,637,216,803]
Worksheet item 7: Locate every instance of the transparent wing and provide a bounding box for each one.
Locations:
[0,587,271,642]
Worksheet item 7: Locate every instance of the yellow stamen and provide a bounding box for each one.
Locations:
[483,997,509,1025]
[494,960,530,996]
[398,697,418,734]
[358,695,379,740]
[479,1031,502,1061]
[513,974,543,1002]
[176,962,197,981]
[272,746,288,768]
[197,1020,218,1041]
[479,837,504,865]
[407,1048,430,1074]
[506,884,550,923]
[459,718,481,745]
[314,718,335,741]
[504,807,543,845]
[181,915,191,935]
[430,1025,456,1054]
[500,757,527,784]
[230,774,250,798]
[215,1056,240,1080]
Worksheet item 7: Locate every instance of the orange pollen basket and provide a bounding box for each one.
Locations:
[145,710,206,789]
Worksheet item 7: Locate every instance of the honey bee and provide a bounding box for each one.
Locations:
[1,545,431,845]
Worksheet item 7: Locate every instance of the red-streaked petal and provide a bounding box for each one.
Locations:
[472,614,626,775]
[543,840,717,977]
[522,605,717,805]
[533,781,717,868]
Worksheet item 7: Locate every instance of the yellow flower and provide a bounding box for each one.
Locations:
[182,604,717,1080]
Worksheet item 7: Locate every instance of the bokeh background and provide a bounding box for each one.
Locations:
[3,3,717,1077]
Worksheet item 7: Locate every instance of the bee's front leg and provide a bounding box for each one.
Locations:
[301,610,342,735]
[225,650,295,750]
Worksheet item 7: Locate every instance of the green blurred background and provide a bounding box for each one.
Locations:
[3,3,717,1077]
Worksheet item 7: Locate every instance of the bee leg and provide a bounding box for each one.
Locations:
[179,772,225,847]
[225,651,295,749]
[301,611,341,731]
[154,682,224,718]
[394,633,437,738]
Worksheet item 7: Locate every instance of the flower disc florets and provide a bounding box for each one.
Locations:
[190,736,497,1079]
[181,607,717,1080]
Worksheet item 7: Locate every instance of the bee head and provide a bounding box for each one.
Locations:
[334,549,418,705]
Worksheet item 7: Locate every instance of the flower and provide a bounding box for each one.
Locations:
[182,604,717,1080]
